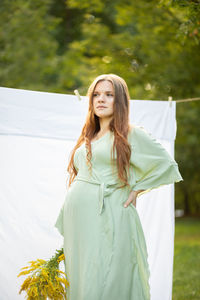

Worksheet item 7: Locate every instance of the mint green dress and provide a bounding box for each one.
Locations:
[55,125,183,300]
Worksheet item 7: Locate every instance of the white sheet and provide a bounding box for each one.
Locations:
[0,87,177,300]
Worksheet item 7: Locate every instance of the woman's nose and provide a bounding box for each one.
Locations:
[98,94,105,102]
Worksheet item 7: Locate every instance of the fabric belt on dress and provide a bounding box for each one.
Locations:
[74,176,121,215]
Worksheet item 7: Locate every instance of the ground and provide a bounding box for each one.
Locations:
[173,217,200,300]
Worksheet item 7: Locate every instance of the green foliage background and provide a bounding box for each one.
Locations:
[1,0,200,214]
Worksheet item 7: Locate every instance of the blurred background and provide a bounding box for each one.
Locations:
[0,0,200,299]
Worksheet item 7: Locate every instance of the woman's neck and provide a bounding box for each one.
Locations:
[98,117,112,133]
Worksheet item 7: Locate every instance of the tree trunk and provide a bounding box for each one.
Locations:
[183,185,190,216]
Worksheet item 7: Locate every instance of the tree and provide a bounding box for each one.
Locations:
[0,0,60,91]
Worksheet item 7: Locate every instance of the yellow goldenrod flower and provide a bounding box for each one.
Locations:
[18,248,69,300]
[57,253,65,263]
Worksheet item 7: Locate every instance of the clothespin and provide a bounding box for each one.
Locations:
[74,89,82,101]
[168,96,172,107]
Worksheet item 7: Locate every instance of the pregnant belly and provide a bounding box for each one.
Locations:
[64,180,100,220]
[63,180,102,255]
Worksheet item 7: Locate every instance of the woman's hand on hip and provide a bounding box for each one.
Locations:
[123,190,145,208]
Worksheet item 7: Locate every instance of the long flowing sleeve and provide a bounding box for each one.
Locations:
[129,126,183,196]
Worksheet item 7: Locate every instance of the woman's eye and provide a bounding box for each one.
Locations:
[93,93,113,97]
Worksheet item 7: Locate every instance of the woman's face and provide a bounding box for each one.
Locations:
[93,80,114,119]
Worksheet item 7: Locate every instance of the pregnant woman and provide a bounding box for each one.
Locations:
[55,73,183,300]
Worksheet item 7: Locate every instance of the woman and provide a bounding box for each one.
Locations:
[55,74,183,300]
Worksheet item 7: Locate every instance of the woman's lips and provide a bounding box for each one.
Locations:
[97,106,106,109]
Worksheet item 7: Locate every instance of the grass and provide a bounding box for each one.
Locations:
[173,217,200,300]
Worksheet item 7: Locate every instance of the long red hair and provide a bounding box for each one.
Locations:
[67,74,132,188]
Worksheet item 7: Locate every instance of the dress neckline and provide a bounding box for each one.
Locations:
[91,130,111,144]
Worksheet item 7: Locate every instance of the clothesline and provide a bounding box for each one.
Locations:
[74,90,200,104]
[175,97,200,103]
